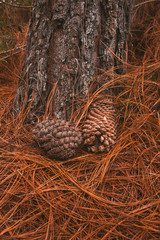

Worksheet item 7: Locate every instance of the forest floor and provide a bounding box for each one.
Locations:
[0,2,160,240]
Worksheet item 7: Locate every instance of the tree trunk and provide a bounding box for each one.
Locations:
[14,0,134,122]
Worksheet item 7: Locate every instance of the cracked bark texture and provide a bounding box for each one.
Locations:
[14,0,134,121]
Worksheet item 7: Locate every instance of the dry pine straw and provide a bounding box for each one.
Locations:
[0,65,159,240]
[0,2,160,240]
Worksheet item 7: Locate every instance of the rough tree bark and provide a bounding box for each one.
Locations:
[14,0,134,121]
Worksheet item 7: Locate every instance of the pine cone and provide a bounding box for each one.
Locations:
[82,98,117,152]
[33,120,82,160]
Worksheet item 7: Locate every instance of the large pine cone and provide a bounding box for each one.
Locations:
[33,120,83,160]
[82,98,117,152]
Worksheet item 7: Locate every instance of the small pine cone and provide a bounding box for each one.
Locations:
[33,119,82,160]
[82,98,117,153]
